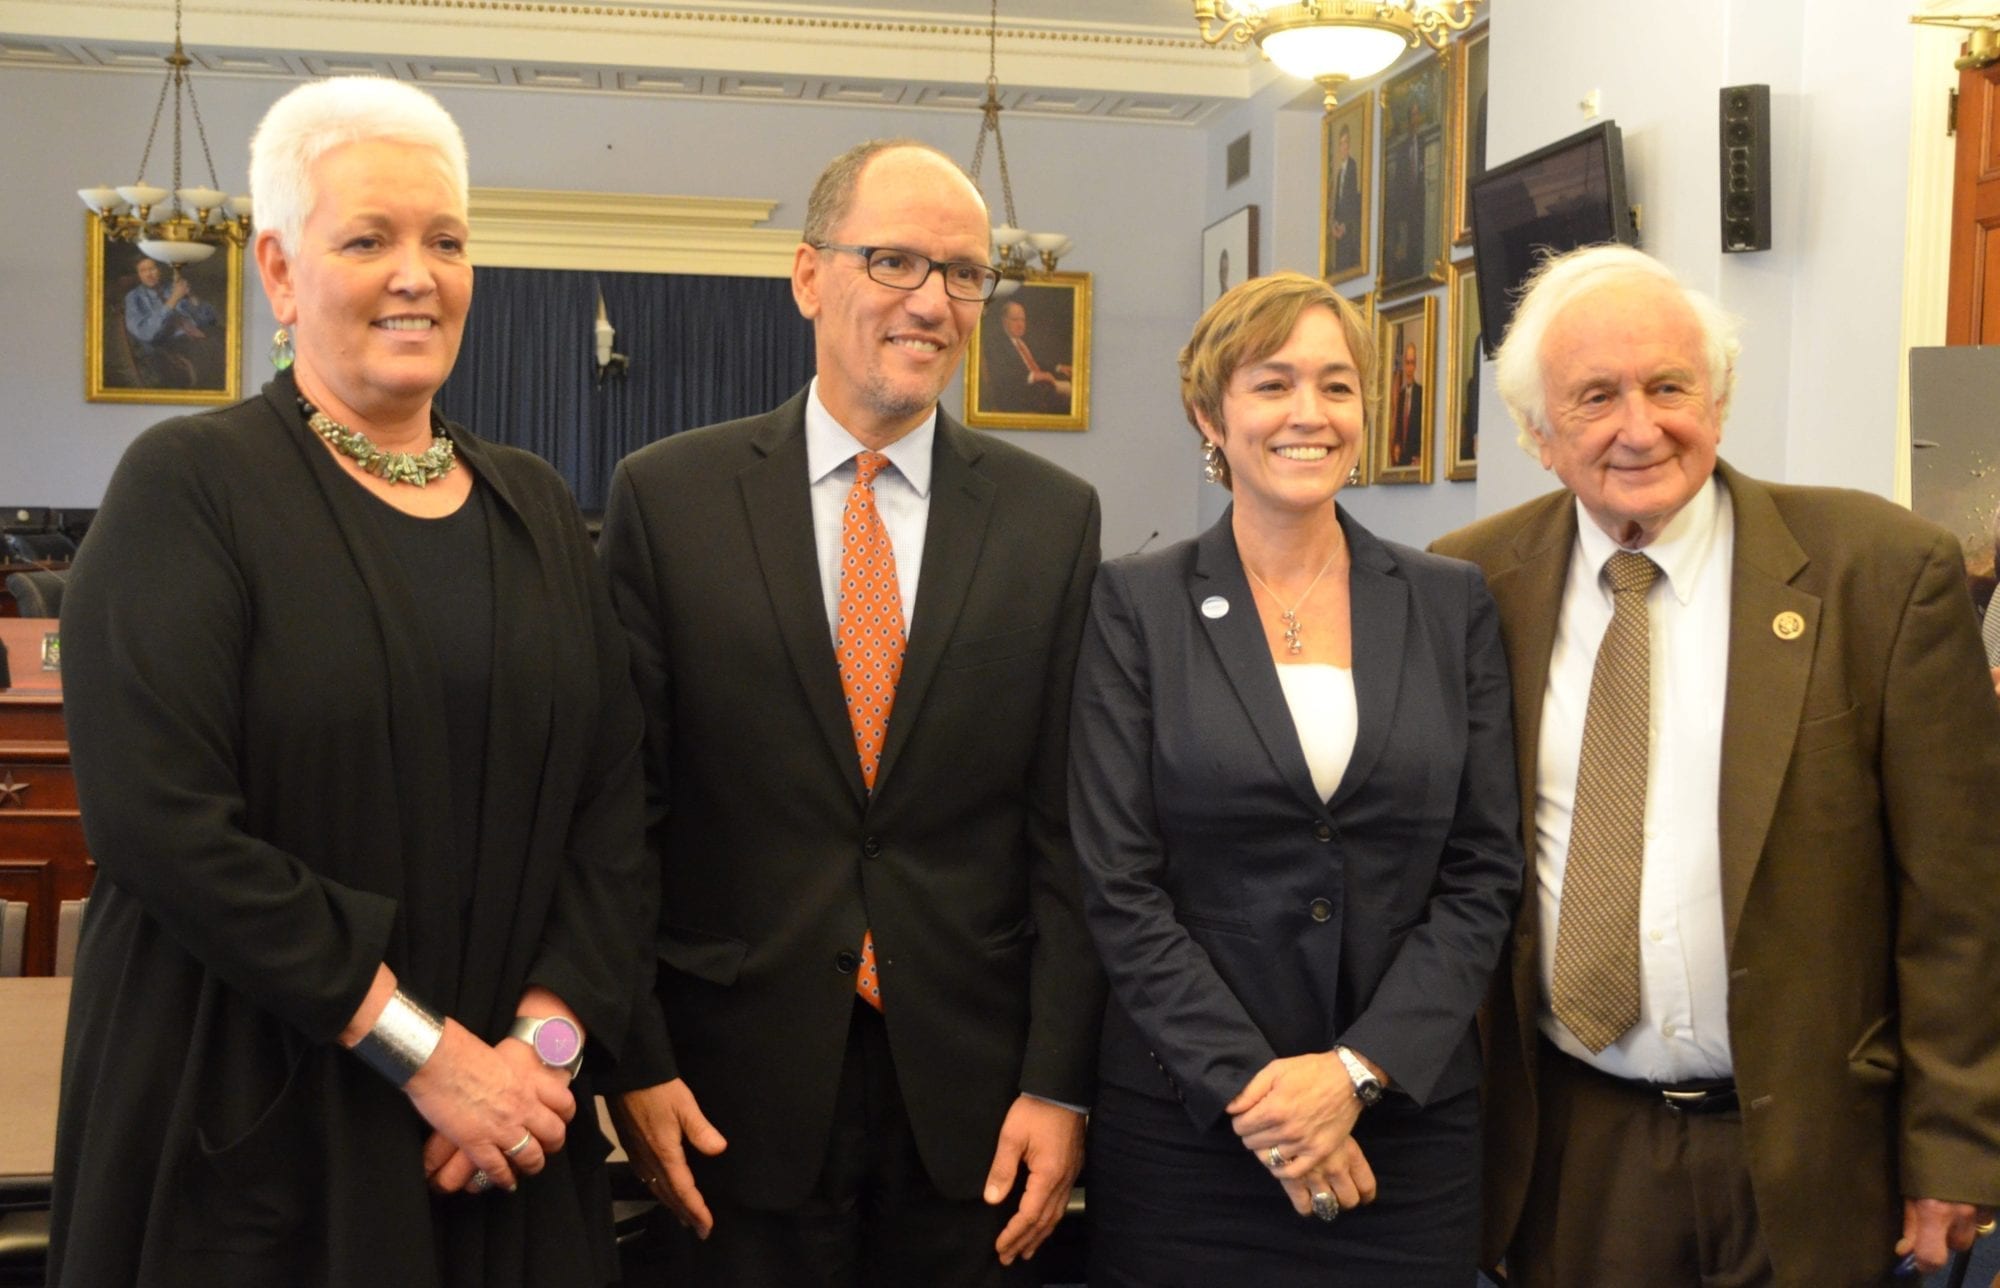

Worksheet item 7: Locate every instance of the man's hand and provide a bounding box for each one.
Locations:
[1897,1197,1994,1274]
[1279,1136,1378,1219]
[983,1095,1084,1266]
[1988,665,1999,698]
[609,1079,728,1237]
[166,276,190,306]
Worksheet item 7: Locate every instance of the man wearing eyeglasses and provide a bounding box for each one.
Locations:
[601,138,1104,1286]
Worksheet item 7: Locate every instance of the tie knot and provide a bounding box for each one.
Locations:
[1604,550,1659,596]
[853,451,891,487]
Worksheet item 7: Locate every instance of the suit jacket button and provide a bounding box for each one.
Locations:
[1309,898,1333,922]
[1313,822,1332,842]
[834,949,859,973]
[862,836,883,859]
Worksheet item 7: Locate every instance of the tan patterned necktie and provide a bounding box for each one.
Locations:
[837,451,904,1011]
[1552,550,1660,1053]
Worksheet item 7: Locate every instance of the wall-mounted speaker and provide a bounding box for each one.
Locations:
[1720,84,1772,253]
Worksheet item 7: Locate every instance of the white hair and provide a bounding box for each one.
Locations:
[249,77,468,257]
[1493,243,1740,454]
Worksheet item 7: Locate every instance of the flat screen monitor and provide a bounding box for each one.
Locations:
[1468,122,1636,357]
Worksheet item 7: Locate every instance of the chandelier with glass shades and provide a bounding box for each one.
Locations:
[1194,0,1483,108]
[966,0,1072,299]
[76,0,252,264]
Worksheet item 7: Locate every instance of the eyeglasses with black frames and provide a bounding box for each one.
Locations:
[813,243,1003,302]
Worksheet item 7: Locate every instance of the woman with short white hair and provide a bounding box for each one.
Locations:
[49,76,649,1286]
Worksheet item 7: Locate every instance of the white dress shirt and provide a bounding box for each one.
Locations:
[804,377,933,640]
[1275,663,1358,802]
[1535,476,1735,1081]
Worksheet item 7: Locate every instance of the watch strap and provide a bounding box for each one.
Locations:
[1334,1045,1383,1106]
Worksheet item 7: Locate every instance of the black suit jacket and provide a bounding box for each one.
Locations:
[601,388,1106,1209]
[1068,506,1522,1128]
[1332,156,1362,273]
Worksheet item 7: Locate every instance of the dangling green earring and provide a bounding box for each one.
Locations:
[270,327,294,371]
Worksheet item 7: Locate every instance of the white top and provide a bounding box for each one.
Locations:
[804,376,933,640]
[1275,662,1358,802]
[1535,476,1736,1081]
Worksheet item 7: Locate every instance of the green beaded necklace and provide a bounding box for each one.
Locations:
[299,398,458,488]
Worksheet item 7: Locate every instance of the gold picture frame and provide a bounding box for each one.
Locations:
[1377,56,1450,300]
[1374,294,1437,485]
[1444,260,1481,481]
[85,213,241,405]
[964,272,1090,432]
[1320,95,1374,287]
[1451,23,1490,248]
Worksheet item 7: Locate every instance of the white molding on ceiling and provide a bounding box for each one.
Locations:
[468,188,800,276]
[0,0,1265,125]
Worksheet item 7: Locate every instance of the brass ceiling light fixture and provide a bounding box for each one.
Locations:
[1194,0,1483,109]
[965,0,1071,298]
[76,0,252,264]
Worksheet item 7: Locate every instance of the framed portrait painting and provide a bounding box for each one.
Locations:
[1377,56,1449,299]
[85,213,241,405]
[1373,294,1436,484]
[1445,260,1481,481]
[964,272,1091,431]
[1451,24,1490,248]
[1320,95,1373,287]
[1202,206,1258,310]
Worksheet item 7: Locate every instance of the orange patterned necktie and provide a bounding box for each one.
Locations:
[837,451,904,1010]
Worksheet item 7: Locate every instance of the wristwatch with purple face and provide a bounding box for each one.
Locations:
[509,1015,585,1081]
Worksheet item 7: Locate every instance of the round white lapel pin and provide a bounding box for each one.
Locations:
[1201,596,1230,619]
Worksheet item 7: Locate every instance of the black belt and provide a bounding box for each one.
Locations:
[1550,1040,1739,1114]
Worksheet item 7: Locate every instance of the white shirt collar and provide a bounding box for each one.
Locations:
[804,376,935,498]
[1572,473,1726,608]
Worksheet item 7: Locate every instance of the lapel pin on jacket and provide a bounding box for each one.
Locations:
[1201,595,1230,619]
[1772,611,1805,640]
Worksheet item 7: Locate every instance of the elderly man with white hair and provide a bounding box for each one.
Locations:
[1433,243,2000,1287]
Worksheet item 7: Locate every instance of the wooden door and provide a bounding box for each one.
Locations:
[1947,56,2000,344]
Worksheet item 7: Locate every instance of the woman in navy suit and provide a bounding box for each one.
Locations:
[1069,272,1523,1284]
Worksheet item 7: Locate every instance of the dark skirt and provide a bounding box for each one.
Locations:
[1085,1080,1480,1287]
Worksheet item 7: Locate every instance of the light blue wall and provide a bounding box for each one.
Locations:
[0,68,1204,559]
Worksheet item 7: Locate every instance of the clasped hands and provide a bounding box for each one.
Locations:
[1228,1050,1381,1220]
[411,1017,578,1194]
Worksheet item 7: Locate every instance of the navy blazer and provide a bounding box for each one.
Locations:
[1069,505,1523,1129]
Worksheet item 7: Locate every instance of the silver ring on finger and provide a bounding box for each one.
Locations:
[468,1170,493,1194]
[1266,1147,1286,1170]
[504,1133,533,1158]
[1311,1190,1339,1222]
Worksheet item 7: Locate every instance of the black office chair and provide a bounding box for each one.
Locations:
[3,571,65,619]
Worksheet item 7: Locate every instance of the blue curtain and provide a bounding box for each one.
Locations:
[437,267,815,510]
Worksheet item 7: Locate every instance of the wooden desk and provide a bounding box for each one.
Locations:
[0,620,92,977]
[0,977,68,1182]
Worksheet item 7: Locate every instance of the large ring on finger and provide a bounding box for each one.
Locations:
[504,1133,533,1158]
[468,1170,493,1194]
[1311,1190,1339,1223]
[1266,1147,1286,1170]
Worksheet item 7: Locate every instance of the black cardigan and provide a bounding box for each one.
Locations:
[48,375,650,1287]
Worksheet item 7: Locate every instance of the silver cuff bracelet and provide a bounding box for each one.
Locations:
[352,989,445,1087]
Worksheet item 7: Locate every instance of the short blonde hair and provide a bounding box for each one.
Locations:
[250,77,468,258]
[1179,271,1376,489]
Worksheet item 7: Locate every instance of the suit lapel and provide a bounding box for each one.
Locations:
[1713,462,1815,952]
[738,396,869,805]
[874,414,995,795]
[1484,495,1576,847]
[1476,492,1575,1065]
[1330,516,1407,810]
[1190,509,1324,814]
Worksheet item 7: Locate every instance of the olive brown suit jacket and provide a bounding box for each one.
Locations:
[1432,461,2000,1285]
